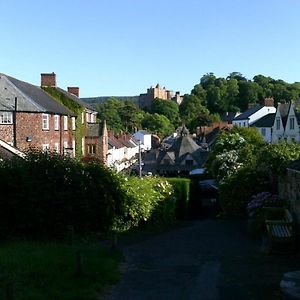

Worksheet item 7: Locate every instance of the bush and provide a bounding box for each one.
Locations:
[166,178,191,219]
[112,176,175,232]
[0,151,125,239]
[219,167,271,217]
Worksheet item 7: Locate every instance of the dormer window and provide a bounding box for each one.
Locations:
[290,117,295,130]
[276,118,280,130]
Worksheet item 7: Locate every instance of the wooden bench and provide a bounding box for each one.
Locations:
[265,208,295,254]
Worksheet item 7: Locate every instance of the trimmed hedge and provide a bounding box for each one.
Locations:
[0,151,182,240]
[166,178,191,219]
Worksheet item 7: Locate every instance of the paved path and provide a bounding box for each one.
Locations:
[104,219,300,300]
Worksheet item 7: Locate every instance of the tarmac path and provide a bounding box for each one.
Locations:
[104,219,300,300]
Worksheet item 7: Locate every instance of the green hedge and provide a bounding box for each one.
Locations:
[0,152,180,240]
[166,178,191,219]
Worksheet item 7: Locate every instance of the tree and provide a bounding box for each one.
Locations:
[142,113,174,138]
[179,94,210,132]
[120,100,144,132]
[207,127,263,182]
[150,98,180,127]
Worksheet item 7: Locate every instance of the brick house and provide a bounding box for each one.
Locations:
[40,73,101,160]
[0,73,75,155]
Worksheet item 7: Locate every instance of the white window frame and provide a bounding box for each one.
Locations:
[0,112,13,124]
[54,115,59,130]
[72,139,76,157]
[72,117,76,130]
[86,112,90,123]
[54,142,59,153]
[81,112,85,124]
[42,114,49,130]
[64,116,68,131]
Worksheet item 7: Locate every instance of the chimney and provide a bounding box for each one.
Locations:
[67,87,80,97]
[41,72,56,87]
[264,97,274,107]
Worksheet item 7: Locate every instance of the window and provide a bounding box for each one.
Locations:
[54,115,59,130]
[276,118,280,130]
[64,141,68,149]
[86,112,90,123]
[243,122,246,127]
[0,112,13,124]
[290,117,295,130]
[261,128,266,136]
[81,112,84,124]
[185,159,193,166]
[54,142,59,153]
[42,114,49,130]
[42,144,49,153]
[87,144,96,155]
[64,116,68,130]
[90,114,95,123]
[72,117,76,130]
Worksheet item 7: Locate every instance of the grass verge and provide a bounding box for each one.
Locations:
[0,241,121,300]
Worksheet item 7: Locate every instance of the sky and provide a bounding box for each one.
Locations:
[1,0,300,98]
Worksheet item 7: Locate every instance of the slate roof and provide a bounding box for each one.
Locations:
[233,106,262,121]
[157,135,208,166]
[221,112,239,123]
[251,113,276,128]
[0,74,73,115]
[0,139,25,159]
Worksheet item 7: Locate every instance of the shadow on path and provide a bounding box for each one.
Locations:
[104,219,300,300]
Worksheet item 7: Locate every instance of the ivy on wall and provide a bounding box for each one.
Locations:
[43,87,87,158]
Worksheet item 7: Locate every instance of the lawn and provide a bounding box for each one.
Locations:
[0,241,121,300]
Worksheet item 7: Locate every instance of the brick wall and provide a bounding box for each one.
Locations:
[0,124,14,144]
[12,112,73,154]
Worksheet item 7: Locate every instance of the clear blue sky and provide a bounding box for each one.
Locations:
[1,0,300,97]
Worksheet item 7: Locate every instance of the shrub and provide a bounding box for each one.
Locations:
[0,151,125,239]
[112,176,174,232]
[166,178,191,219]
[219,166,271,217]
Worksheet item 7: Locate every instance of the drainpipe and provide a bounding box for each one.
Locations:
[13,97,17,147]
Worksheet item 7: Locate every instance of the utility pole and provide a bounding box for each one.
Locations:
[13,97,17,148]
[138,141,142,178]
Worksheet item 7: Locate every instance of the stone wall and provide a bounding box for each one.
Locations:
[279,168,300,237]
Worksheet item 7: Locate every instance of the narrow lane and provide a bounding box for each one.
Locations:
[105,219,300,300]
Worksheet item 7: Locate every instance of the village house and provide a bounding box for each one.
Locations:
[40,73,101,159]
[0,73,75,155]
[232,98,276,127]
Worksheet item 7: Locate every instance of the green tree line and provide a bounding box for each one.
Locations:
[94,72,300,136]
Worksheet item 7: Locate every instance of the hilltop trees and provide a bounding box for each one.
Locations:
[93,72,300,137]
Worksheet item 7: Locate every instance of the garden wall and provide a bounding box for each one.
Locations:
[279,168,300,238]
